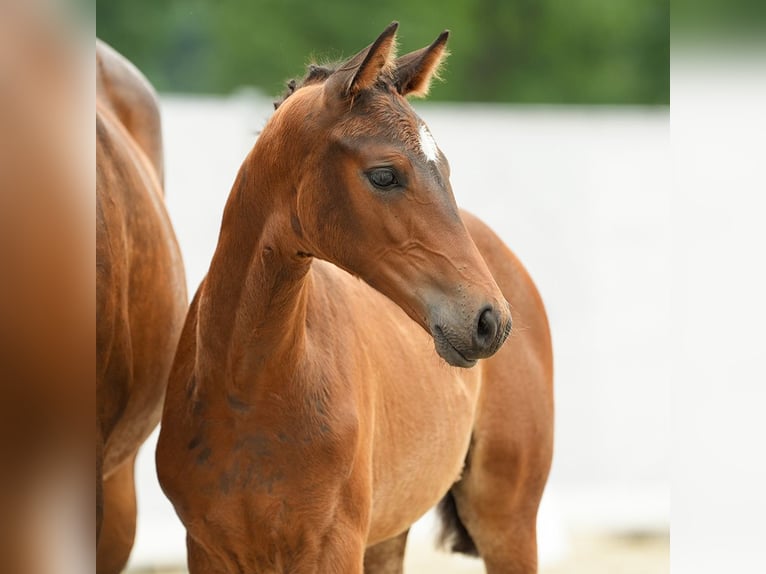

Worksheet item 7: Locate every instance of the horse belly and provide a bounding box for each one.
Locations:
[367,356,481,544]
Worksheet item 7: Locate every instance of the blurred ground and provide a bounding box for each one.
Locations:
[541,532,668,574]
[126,531,668,573]
[407,531,669,573]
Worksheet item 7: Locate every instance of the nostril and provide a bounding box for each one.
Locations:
[477,310,492,338]
[475,306,499,350]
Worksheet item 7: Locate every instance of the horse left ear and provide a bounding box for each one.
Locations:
[394,30,450,98]
[327,21,399,98]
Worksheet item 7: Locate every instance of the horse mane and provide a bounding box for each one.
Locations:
[274,62,400,110]
[274,64,336,110]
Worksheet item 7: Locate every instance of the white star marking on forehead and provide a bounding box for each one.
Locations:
[418,124,439,163]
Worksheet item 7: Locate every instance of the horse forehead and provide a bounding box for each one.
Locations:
[417,124,439,163]
[340,97,439,161]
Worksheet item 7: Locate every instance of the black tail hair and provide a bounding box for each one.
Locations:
[436,489,479,556]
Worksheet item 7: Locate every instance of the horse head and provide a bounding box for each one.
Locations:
[260,22,511,367]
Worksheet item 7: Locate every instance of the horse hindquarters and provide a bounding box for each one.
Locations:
[438,212,554,573]
[441,347,553,574]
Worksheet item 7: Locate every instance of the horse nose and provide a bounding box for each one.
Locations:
[473,305,510,356]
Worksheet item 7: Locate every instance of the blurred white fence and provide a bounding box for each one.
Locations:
[127,94,670,570]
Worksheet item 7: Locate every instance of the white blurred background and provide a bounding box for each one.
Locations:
[126,95,670,572]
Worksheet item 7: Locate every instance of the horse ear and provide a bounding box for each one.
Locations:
[327,21,399,97]
[394,30,450,98]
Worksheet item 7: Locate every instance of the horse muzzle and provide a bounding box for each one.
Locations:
[429,302,512,368]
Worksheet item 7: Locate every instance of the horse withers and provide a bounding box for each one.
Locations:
[157,23,553,573]
[96,41,187,574]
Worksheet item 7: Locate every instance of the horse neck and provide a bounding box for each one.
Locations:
[195,143,312,398]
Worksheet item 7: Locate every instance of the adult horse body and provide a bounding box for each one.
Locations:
[96,41,187,573]
[157,24,553,573]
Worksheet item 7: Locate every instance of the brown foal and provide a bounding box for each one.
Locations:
[157,23,553,574]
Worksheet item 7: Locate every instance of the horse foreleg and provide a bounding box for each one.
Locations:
[95,453,137,574]
[363,529,409,574]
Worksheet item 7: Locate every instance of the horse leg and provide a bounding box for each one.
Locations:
[450,472,541,574]
[439,355,554,573]
[96,453,137,574]
[364,529,409,574]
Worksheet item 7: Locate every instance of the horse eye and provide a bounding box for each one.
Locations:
[367,168,398,190]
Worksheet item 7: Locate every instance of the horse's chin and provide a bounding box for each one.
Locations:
[432,327,478,368]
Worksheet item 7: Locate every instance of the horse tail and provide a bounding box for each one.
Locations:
[435,488,479,556]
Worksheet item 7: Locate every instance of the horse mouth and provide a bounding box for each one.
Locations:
[432,325,478,368]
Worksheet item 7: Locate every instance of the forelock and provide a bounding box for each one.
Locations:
[273,64,335,110]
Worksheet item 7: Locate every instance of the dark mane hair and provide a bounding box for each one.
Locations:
[273,64,336,110]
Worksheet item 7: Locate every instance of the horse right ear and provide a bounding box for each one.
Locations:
[394,30,449,98]
[326,22,399,98]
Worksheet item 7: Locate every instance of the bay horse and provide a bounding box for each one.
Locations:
[96,40,188,574]
[157,23,553,573]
